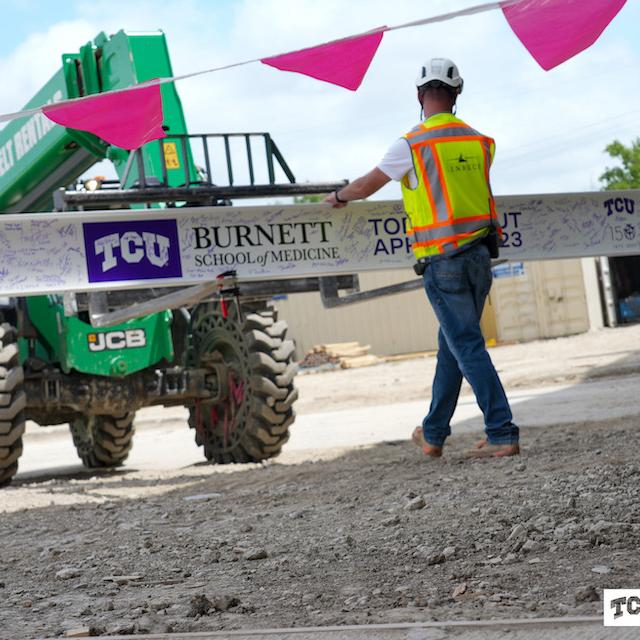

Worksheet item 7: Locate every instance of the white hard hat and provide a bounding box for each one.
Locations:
[416,58,463,94]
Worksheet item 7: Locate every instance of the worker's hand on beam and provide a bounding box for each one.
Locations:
[323,168,391,208]
[324,192,349,209]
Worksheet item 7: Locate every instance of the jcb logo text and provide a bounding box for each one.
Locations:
[88,330,147,352]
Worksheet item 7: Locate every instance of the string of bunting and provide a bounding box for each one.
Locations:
[0,0,627,150]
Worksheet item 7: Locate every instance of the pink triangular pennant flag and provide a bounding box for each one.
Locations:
[261,29,386,90]
[502,0,627,71]
[43,83,165,150]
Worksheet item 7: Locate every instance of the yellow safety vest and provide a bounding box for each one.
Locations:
[401,113,499,259]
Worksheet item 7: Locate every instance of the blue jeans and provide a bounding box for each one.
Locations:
[421,242,519,447]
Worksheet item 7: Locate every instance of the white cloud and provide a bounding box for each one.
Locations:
[150,0,640,196]
[0,19,97,113]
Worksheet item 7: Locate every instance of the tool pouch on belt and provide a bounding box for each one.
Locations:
[413,261,427,276]
[483,224,500,259]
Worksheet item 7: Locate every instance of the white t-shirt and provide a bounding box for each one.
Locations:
[377,137,417,189]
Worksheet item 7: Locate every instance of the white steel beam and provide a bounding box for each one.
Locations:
[0,189,637,297]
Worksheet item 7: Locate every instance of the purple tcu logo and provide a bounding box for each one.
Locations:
[83,219,182,283]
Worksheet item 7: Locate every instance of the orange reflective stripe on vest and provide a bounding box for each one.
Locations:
[400,113,498,259]
[412,228,489,249]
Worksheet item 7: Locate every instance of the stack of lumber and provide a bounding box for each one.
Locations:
[302,341,382,369]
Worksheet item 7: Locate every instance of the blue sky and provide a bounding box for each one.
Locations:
[0,0,638,198]
[1,0,636,62]
[1,1,637,55]
[0,0,238,58]
[0,2,61,53]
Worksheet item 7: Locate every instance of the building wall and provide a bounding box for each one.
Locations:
[274,258,590,358]
[275,271,440,357]
[491,259,590,342]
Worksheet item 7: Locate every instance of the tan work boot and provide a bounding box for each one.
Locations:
[411,426,443,458]
[464,439,520,459]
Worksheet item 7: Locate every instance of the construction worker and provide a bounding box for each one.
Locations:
[324,58,519,458]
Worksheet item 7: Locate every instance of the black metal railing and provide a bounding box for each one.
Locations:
[121,133,297,190]
[56,132,346,209]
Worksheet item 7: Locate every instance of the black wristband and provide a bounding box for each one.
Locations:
[334,190,348,204]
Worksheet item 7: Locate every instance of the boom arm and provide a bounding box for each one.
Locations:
[0,30,197,213]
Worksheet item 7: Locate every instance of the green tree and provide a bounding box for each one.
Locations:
[599,138,640,190]
[293,194,326,204]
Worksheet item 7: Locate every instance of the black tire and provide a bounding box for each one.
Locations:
[70,412,136,468]
[188,300,297,463]
[0,323,26,487]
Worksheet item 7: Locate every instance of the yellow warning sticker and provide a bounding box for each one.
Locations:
[163,142,181,169]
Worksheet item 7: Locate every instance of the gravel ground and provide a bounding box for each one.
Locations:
[3,326,640,638]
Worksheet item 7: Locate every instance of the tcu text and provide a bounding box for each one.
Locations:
[88,330,147,352]
[604,197,635,216]
[94,232,171,272]
[604,590,640,626]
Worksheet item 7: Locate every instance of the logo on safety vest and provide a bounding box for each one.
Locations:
[83,219,182,282]
[445,152,481,173]
[87,329,147,352]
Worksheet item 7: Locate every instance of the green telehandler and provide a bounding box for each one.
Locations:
[0,29,348,485]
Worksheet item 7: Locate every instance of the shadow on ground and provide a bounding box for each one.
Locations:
[1,407,639,637]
